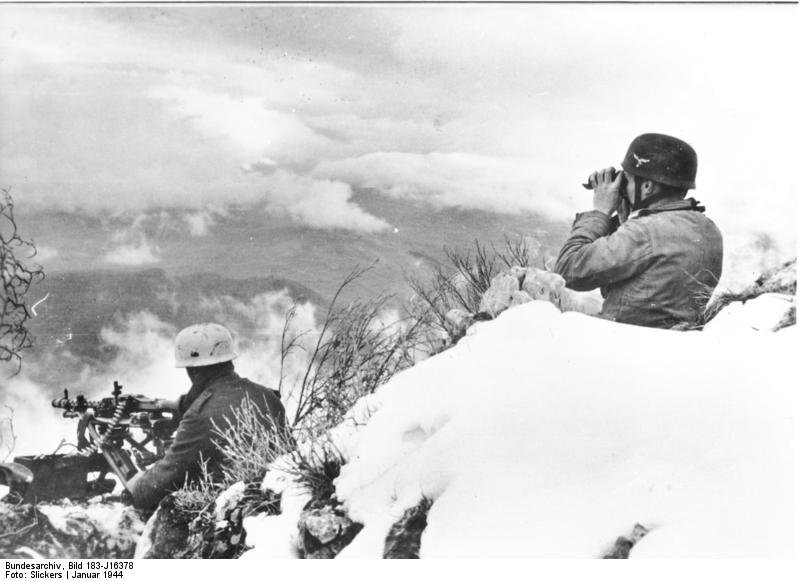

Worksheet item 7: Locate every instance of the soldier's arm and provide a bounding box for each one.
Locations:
[554,211,654,291]
[129,409,212,510]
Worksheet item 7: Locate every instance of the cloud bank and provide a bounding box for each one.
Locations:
[0,5,796,249]
[314,152,572,218]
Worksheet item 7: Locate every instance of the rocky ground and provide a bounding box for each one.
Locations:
[0,497,144,559]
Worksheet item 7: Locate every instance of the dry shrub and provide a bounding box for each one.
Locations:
[281,265,426,436]
[172,458,218,516]
[211,396,291,487]
[282,434,346,503]
[407,236,541,347]
[1,189,44,373]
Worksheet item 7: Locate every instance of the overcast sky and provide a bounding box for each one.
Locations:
[1,4,797,266]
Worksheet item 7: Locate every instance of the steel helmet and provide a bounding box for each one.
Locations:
[174,323,237,368]
[621,133,697,189]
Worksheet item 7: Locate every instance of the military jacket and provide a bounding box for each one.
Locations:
[554,198,723,329]
[130,367,286,510]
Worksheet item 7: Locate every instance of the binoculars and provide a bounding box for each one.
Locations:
[582,168,627,191]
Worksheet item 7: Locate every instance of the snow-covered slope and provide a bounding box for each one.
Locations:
[251,300,796,558]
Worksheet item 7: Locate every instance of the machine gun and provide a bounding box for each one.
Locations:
[4,381,178,503]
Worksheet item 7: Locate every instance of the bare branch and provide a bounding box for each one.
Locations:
[1,189,44,374]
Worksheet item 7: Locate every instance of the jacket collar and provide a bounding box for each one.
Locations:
[184,366,238,409]
[630,197,705,219]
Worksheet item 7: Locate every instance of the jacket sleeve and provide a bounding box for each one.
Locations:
[129,407,213,510]
[554,211,654,292]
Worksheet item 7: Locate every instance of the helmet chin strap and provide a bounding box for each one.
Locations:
[632,176,643,211]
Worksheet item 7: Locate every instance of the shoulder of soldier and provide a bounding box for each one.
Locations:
[194,375,280,413]
[239,378,282,405]
[612,214,653,239]
[186,389,216,416]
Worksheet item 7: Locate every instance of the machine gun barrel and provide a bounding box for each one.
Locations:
[52,393,104,413]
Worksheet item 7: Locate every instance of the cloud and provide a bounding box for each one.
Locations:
[0,7,380,235]
[260,169,390,233]
[104,242,161,266]
[104,227,161,265]
[314,152,572,219]
[32,245,59,262]
[183,212,214,237]
[241,158,279,175]
[149,85,334,169]
[182,206,228,237]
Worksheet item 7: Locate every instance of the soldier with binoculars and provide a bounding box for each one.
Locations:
[555,133,723,329]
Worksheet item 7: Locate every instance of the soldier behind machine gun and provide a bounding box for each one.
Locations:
[124,323,287,510]
[4,323,286,508]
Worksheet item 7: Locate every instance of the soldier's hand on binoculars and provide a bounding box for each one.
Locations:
[591,167,624,216]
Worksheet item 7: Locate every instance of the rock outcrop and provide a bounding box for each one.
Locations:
[135,482,279,559]
[383,498,433,559]
[440,266,602,344]
[0,498,144,558]
[297,503,363,559]
[480,267,603,320]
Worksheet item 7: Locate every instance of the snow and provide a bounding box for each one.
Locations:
[704,293,794,333]
[251,300,796,558]
[214,481,246,522]
[133,511,158,559]
[240,471,311,559]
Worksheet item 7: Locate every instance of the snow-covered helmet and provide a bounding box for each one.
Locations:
[621,133,697,189]
[174,323,237,368]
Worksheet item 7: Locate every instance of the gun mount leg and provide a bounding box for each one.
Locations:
[86,424,138,490]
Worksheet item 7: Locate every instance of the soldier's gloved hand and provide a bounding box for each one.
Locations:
[589,167,624,216]
[154,398,180,412]
[119,488,133,504]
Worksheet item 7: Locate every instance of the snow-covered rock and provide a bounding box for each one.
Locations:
[480,267,602,321]
[240,482,311,559]
[509,290,533,307]
[133,496,194,559]
[478,273,518,317]
[214,481,246,522]
[444,308,474,340]
[297,505,362,558]
[301,507,343,545]
[520,266,565,305]
[382,498,432,558]
[324,301,796,557]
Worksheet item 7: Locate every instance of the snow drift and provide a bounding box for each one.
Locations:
[249,300,796,558]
